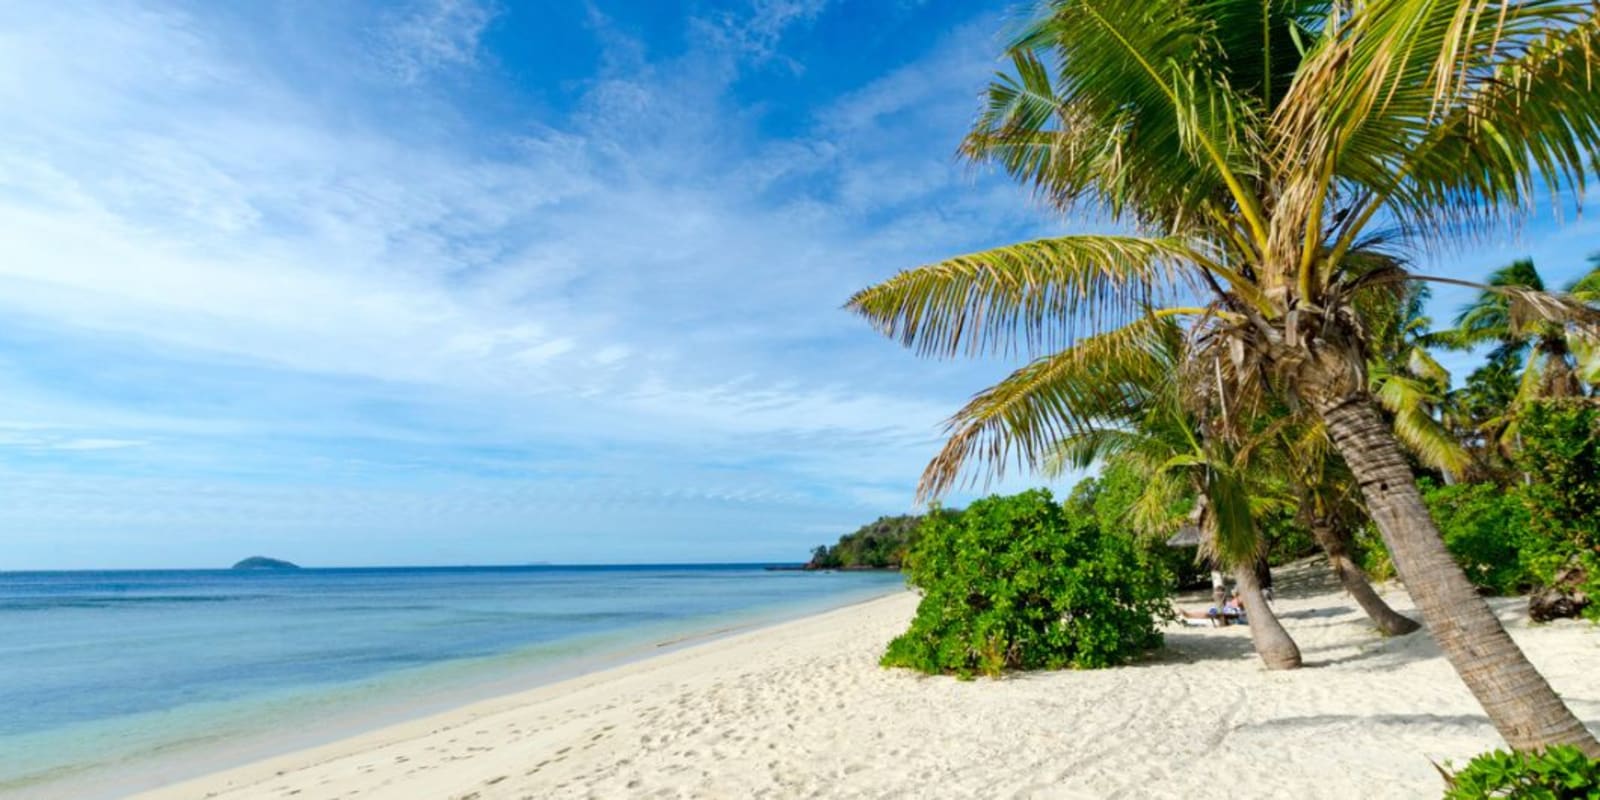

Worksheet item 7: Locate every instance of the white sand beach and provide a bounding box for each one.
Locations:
[134,566,1600,800]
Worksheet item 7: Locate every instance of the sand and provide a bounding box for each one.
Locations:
[132,564,1600,800]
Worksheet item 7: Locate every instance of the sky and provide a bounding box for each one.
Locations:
[1,0,1597,569]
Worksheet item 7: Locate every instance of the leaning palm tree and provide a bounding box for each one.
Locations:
[1040,319,1303,668]
[1270,421,1423,636]
[850,1,1600,753]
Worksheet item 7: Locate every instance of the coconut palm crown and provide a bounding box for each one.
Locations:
[1452,258,1600,400]
[848,0,1600,754]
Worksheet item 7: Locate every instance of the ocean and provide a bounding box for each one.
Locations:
[0,564,904,797]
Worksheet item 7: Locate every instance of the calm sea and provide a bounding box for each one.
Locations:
[0,564,903,797]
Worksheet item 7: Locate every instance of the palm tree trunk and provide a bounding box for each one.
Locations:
[1233,562,1301,670]
[1309,518,1421,636]
[1317,392,1600,755]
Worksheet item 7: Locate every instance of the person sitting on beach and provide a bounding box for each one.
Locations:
[1179,590,1246,627]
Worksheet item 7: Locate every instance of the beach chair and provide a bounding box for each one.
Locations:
[1179,607,1247,627]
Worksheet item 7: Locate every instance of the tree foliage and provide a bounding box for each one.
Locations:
[807,513,950,569]
[882,489,1170,678]
[1516,401,1600,620]
[1442,746,1600,799]
[1066,462,1210,589]
[1420,480,1535,596]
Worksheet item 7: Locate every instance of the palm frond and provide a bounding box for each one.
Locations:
[1569,261,1600,301]
[847,235,1198,359]
[1374,372,1474,476]
[968,0,1272,240]
[1295,3,1600,266]
[915,316,1182,499]
[1200,464,1261,566]
[1570,328,1600,385]
[1126,468,1190,539]
[1407,346,1451,387]
[1039,427,1151,477]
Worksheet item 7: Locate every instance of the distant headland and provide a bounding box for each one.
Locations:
[231,556,300,570]
[804,511,956,571]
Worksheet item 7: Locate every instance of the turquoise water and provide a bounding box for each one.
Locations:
[0,565,903,796]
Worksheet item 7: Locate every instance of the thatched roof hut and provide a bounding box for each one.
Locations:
[1165,524,1203,548]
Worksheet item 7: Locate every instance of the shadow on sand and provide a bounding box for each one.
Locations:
[1251,712,1492,731]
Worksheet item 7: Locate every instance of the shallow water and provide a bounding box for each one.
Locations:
[0,564,903,794]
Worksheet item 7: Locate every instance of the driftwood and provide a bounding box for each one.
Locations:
[1529,564,1591,623]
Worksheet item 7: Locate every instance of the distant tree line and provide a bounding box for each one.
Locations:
[806,511,958,570]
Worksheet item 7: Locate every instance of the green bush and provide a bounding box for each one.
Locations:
[1067,465,1209,589]
[1420,480,1534,595]
[1353,520,1397,583]
[1442,746,1600,799]
[1516,401,1600,620]
[881,489,1171,678]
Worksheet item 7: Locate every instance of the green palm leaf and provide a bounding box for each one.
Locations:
[846,235,1198,359]
[914,316,1182,498]
[1373,371,1473,476]
[1274,2,1600,268]
[987,0,1271,236]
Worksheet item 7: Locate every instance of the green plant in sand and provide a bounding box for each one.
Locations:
[882,489,1170,678]
[1441,745,1600,799]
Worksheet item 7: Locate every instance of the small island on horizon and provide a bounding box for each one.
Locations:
[231,556,300,570]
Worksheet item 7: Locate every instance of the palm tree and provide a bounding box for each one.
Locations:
[1040,319,1303,668]
[1272,422,1422,636]
[1453,259,1594,400]
[1448,259,1600,461]
[1446,349,1524,477]
[850,1,1600,753]
[1033,312,1422,641]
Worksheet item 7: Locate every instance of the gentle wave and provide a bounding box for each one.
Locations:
[0,594,264,611]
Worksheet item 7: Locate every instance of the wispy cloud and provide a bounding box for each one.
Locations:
[693,0,829,69]
[377,0,500,83]
[0,0,1064,568]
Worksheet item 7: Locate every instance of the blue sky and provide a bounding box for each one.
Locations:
[1,0,1597,569]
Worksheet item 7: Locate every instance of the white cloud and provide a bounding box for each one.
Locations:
[692,0,829,68]
[377,0,499,83]
[0,424,146,452]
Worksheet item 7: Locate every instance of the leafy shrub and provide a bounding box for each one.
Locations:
[1420,480,1534,595]
[1256,503,1321,564]
[1516,401,1600,620]
[1441,746,1600,799]
[1067,465,1209,589]
[881,489,1171,678]
[1354,520,1397,583]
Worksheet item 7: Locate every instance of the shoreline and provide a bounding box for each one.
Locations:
[127,590,921,800]
[117,563,1600,799]
[9,585,907,800]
